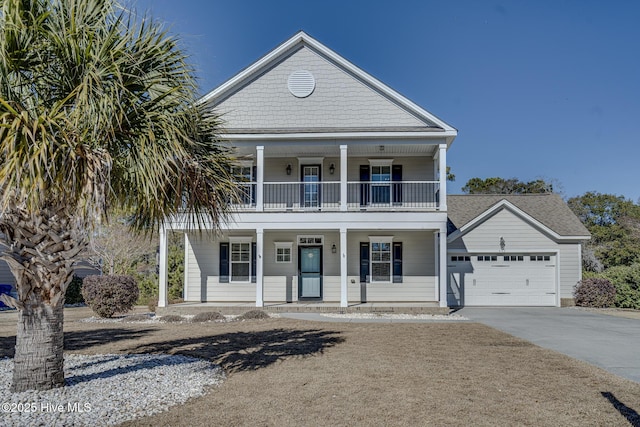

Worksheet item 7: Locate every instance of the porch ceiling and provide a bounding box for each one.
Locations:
[232,143,439,157]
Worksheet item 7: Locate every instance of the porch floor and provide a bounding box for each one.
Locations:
[157,301,448,316]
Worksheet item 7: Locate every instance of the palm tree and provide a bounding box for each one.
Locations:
[0,0,237,391]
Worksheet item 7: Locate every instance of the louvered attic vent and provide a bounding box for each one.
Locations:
[287,70,315,98]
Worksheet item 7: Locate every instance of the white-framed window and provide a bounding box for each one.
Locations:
[229,237,252,282]
[231,162,254,205]
[369,160,393,205]
[274,242,293,263]
[452,255,471,262]
[369,236,393,283]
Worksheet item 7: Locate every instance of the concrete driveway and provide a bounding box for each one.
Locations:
[458,307,640,383]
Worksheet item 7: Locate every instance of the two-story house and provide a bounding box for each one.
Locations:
[157,32,589,309]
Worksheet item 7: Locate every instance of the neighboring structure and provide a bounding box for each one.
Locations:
[157,31,589,308]
[447,195,590,306]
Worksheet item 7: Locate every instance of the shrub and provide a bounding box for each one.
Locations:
[160,314,184,323]
[573,278,616,308]
[191,311,225,323]
[64,275,85,305]
[602,264,640,309]
[81,275,139,318]
[136,274,158,305]
[237,310,270,320]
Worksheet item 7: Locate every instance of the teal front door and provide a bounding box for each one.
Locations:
[299,246,322,299]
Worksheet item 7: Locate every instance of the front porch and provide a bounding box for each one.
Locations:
[158,227,449,309]
[157,301,448,316]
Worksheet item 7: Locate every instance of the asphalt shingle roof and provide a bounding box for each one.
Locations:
[447,194,590,237]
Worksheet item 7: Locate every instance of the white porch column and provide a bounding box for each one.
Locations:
[340,145,348,212]
[438,228,448,308]
[438,144,447,211]
[256,146,264,212]
[158,225,169,308]
[256,228,264,307]
[433,232,439,301]
[340,227,348,307]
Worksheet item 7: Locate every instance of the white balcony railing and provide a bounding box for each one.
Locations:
[232,181,440,211]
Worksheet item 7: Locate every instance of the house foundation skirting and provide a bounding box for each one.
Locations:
[157,302,448,316]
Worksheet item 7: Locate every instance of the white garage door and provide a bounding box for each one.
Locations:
[447,254,556,306]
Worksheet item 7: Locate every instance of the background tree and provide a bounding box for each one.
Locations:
[0,0,237,391]
[85,213,157,276]
[568,192,640,269]
[462,177,554,194]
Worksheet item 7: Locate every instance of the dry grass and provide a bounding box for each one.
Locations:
[1,307,639,426]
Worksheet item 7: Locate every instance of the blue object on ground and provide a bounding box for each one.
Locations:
[0,284,12,308]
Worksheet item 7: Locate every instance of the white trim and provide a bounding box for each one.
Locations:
[229,236,253,243]
[158,226,168,308]
[256,229,264,307]
[447,200,591,243]
[340,228,348,307]
[218,131,457,141]
[183,233,190,301]
[340,145,348,212]
[199,31,457,136]
[368,159,394,167]
[256,146,264,212]
[438,145,447,211]
[438,229,447,307]
[298,157,324,165]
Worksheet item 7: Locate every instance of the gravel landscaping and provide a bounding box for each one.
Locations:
[0,354,224,427]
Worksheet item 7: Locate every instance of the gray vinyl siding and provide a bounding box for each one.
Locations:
[449,208,556,252]
[346,157,435,181]
[347,230,437,302]
[184,230,438,303]
[215,46,430,130]
[558,244,581,299]
[257,156,435,183]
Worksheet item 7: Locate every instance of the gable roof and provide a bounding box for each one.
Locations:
[199,31,457,143]
[448,194,590,240]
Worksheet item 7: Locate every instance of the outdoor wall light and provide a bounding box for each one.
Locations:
[331,243,337,254]
[329,163,335,175]
[500,236,506,251]
[286,164,292,175]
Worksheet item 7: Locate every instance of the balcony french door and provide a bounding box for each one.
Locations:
[302,165,321,208]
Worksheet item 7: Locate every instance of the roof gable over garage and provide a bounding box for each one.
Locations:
[447,194,591,242]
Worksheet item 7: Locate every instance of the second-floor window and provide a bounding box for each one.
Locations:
[231,165,254,205]
[371,165,391,204]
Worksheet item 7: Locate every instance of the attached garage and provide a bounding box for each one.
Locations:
[446,195,590,307]
[448,253,557,306]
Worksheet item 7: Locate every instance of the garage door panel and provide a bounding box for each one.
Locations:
[448,254,556,306]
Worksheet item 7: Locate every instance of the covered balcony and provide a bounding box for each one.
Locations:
[229,142,449,213]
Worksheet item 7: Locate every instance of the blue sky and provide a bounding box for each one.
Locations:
[131,0,640,201]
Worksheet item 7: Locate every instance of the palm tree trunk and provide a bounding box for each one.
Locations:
[12,301,65,392]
